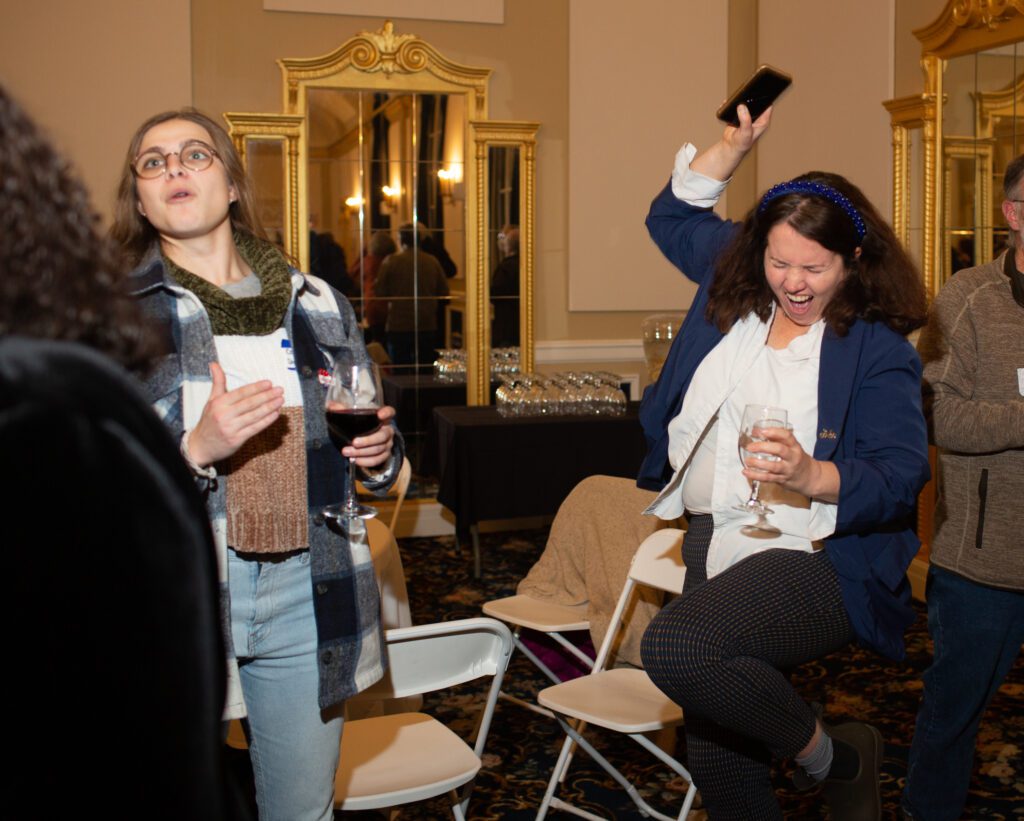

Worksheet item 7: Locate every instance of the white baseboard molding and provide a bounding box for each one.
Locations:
[535,338,645,364]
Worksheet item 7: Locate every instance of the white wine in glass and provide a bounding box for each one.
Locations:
[734,404,788,527]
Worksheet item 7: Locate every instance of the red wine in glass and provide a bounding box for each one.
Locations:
[322,356,384,521]
[326,406,382,448]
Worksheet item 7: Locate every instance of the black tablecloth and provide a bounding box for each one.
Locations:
[382,374,498,436]
[426,403,647,532]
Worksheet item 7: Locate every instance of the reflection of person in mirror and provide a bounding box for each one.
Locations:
[311,229,353,296]
[110,107,403,821]
[0,85,232,818]
[350,229,397,344]
[491,224,520,347]
[637,103,930,820]
[902,154,1024,821]
[375,222,449,366]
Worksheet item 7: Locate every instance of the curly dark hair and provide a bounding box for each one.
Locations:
[110,108,266,267]
[0,85,154,371]
[706,171,927,337]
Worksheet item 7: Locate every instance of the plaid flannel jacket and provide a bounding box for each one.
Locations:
[130,249,400,716]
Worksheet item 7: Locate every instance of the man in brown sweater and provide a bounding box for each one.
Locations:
[902,155,1024,821]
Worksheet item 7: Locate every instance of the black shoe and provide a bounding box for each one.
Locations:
[821,722,883,821]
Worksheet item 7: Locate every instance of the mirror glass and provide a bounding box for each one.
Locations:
[488,145,521,348]
[942,42,1023,282]
[304,88,469,482]
[246,138,287,251]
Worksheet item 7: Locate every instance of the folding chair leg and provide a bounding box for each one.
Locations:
[535,733,576,820]
[541,716,697,821]
[450,788,468,821]
[471,525,482,578]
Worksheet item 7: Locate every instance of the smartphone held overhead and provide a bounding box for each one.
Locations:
[716,65,792,126]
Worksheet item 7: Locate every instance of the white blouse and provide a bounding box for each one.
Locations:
[645,141,839,577]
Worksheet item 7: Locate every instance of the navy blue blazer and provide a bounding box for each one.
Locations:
[639,183,930,660]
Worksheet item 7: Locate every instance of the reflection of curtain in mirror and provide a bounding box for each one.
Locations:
[417,95,447,235]
[371,93,389,231]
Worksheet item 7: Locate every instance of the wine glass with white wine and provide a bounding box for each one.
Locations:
[734,404,788,531]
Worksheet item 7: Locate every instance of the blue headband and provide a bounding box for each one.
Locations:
[758,180,867,242]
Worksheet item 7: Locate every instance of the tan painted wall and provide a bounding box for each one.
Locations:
[757,0,896,221]
[0,0,192,221]
[894,0,945,98]
[566,0,729,314]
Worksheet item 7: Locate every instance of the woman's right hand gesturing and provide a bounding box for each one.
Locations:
[186,362,285,468]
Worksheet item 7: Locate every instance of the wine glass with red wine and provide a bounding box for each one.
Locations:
[323,353,384,521]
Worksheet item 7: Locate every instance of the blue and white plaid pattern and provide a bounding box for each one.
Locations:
[131,249,397,717]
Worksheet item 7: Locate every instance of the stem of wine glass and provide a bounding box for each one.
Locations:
[749,479,761,503]
[346,459,357,513]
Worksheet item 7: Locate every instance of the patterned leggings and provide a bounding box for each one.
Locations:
[640,515,855,820]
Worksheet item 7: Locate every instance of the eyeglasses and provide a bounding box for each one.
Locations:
[131,140,220,179]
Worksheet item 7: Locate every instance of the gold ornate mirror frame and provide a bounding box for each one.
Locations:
[472,120,539,389]
[222,113,305,260]
[884,0,1024,297]
[223,22,538,406]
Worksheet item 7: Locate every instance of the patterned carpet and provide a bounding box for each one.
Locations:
[341,527,1022,820]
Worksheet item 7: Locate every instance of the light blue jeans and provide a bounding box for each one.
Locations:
[229,549,344,821]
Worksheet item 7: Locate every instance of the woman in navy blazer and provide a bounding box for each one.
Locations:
[639,107,930,820]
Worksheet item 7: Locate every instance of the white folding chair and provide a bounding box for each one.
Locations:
[335,617,513,820]
[346,517,421,720]
[482,594,592,716]
[535,528,696,821]
[366,516,412,632]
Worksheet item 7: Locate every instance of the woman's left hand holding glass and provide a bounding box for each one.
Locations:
[742,426,840,503]
[343,405,396,469]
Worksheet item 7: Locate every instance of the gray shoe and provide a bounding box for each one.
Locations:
[822,722,883,821]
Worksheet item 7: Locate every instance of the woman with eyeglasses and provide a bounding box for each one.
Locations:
[637,105,930,820]
[111,109,402,821]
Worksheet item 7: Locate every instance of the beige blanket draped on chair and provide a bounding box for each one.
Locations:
[516,475,677,668]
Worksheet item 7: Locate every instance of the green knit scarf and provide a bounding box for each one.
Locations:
[163,232,292,335]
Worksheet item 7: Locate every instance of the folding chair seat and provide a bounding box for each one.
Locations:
[535,528,696,821]
[483,595,592,696]
[483,475,671,712]
[336,617,513,819]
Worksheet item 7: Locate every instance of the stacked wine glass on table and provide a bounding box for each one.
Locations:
[433,347,521,383]
[495,371,627,417]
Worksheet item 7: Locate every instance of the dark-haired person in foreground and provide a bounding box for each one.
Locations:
[901,155,1024,821]
[0,84,232,818]
[638,105,930,820]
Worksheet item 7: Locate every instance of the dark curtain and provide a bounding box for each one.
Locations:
[370,92,389,231]
[416,94,447,236]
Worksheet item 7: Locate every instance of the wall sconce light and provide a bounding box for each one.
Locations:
[437,167,455,199]
[381,185,400,210]
[437,167,465,203]
[343,195,364,217]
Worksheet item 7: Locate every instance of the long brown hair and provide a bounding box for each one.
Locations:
[109,108,266,267]
[706,171,926,337]
[0,85,154,371]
